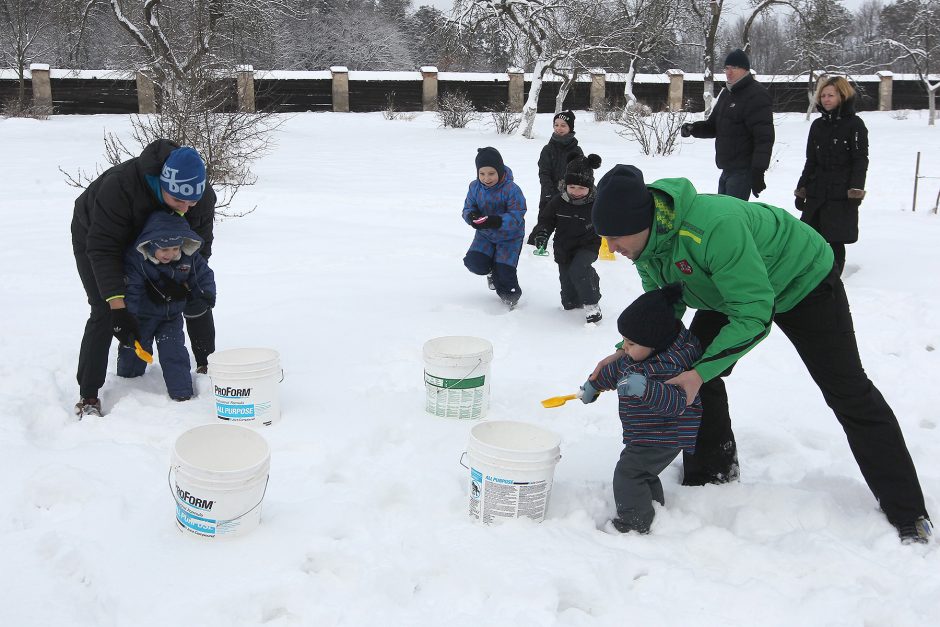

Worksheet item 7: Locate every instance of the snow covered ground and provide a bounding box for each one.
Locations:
[1,108,938,626]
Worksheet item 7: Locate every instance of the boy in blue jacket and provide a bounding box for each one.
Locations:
[581,283,703,534]
[462,147,527,309]
[117,211,216,401]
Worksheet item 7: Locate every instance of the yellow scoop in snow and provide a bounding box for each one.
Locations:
[541,393,578,408]
[134,341,153,364]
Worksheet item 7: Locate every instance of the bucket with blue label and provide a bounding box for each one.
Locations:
[207,348,283,427]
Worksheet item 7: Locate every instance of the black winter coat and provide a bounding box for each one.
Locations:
[537,133,583,208]
[689,73,774,172]
[797,98,869,243]
[529,190,600,265]
[71,139,216,301]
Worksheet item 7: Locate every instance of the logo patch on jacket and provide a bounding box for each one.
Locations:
[178,264,191,273]
[675,260,693,275]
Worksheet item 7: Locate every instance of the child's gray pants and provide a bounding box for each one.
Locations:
[613,444,681,532]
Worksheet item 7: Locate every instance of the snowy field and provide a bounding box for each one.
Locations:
[1,107,938,626]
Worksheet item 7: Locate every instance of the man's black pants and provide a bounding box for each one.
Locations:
[75,251,215,399]
[683,264,928,525]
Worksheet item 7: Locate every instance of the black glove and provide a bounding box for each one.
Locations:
[472,214,503,230]
[680,122,693,138]
[794,197,806,211]
[111,308,140,347]
[184,293,215,318]
[533,231,549,250]
[467,210,482,224]
[751,170,766,197]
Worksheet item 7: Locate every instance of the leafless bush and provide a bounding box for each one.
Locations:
[62,73,282,217]
[891,109,910,120]
[437,90,480,128]
[1,96,50,119]
[382,92,400,120]
[613,108,687,156]
[487,102,521,134]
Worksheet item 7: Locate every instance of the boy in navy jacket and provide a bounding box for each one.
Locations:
[581,283,703,533]
[462,147,527,309]
[117,211,216,401]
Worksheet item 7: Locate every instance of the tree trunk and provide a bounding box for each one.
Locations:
[518,57,548,139]
[555,73,574,113]
[622,58,638,108]
[928,85,936,126]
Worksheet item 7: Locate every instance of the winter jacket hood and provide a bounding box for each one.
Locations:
[632,177,833,382]
[133,210,204,263]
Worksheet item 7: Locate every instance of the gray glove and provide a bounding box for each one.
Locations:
[617,373,648,397]
[579,380,601,404]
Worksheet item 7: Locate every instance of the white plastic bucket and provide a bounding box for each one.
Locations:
[423,336,493,420]
[170,424,271,539]
[461,420,562,524]
[208,348,282,427]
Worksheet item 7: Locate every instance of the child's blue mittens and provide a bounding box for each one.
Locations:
[617,373,647,397]
[579,380,600,404]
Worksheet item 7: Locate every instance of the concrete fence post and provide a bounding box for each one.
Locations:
[666,69,684,112]
[29,63,52,113]
[136,69,156,114]
[590,69,607,112]
[877,71,894,111]
[236,65,255,113]
[420,66,438,112]
[508,68,524,113]
[331,66,349,113]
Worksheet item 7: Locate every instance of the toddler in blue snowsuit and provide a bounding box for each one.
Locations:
[581,283,703,534]
[462,146,527,308]
[117,211,216,400]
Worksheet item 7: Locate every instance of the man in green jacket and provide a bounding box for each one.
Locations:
[589,164,931,544]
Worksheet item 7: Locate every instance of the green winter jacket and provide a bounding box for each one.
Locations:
[634,177,834,382]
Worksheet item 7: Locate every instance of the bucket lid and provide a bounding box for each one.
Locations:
[209,348,280,370]
[423,336,493,361]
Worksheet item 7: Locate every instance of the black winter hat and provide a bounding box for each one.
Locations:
[564,153,602,188]
[591,164,654,237]
[475,146,505,178]
[724,49,751,71]
[617,283,685,351]
[554,110,575,131]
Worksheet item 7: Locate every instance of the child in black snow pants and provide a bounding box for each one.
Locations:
[118,211,216,401]
[528,153,604,323]
[580,283,703,534]
[462,147,528,309]
[537,110,584,210]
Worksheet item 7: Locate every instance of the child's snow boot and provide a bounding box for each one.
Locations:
[486,273,496,290]
[585,304,602,323]
[74,397,102,418]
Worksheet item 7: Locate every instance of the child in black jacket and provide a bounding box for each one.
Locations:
[529,153,603,323]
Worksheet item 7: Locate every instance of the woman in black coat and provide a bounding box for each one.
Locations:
[795,76,869,274]
[537,110,584,209]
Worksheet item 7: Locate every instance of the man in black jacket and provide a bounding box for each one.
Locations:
[71,140,217,416]
[681,49,774,200]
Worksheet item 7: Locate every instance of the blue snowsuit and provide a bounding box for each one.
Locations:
[117,211,216,399]
[461,166,527,303]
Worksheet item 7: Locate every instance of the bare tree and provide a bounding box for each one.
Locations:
[684,0,726,115]
[878,0,940,124]
[64,0,295,211]
[0,0,56,112]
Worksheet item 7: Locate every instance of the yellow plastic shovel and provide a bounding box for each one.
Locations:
[134,341,154,364]
[541,393,578,408]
